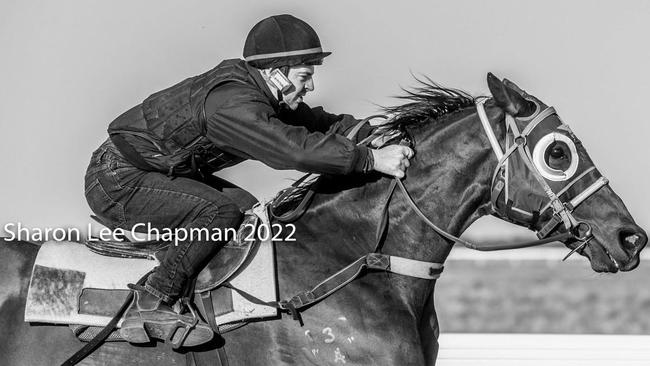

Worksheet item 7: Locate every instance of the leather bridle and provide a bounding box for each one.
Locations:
[383,98,609,260]
[474,98,609,258]
[365,98,610,261]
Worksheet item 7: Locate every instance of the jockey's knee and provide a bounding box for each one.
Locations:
[200,200,244,231]
[220,201,245,227]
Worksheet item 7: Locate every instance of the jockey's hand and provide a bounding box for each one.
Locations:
[371,145,414,178]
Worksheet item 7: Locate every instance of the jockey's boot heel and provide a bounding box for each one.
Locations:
[119,285,214,348]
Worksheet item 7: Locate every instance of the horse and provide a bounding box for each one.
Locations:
[0,73,646,366]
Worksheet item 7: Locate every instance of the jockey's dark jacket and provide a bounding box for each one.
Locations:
[108,59,372,177]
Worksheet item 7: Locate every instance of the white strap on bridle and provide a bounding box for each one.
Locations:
[570,176,609,208]
[476,98,504,160]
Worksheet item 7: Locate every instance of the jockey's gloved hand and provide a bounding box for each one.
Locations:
[370,145,414,178]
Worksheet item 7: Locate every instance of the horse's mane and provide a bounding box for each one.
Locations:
[383,75,475,128]
[270,76,476,219]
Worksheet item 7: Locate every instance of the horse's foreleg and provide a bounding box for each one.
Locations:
[419,284,439,366]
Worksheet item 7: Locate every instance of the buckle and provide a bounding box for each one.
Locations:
[366,253,390,270]
[282,292,315,309]
[278,292,315,326]
[571,222,593,242]
[514,135,526,146]
[279,299,304,326]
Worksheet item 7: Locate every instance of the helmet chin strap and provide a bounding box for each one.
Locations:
[258,69,282,101]
[277,66,291,104]
[259,67,293,104]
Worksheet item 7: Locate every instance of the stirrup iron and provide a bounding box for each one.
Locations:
[167,297,201,349]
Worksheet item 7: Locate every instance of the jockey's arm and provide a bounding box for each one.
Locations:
[279,103,375,142]
[204,87,371,175]
[279,105,412,177]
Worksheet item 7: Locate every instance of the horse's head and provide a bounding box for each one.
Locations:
[486,73,647,272]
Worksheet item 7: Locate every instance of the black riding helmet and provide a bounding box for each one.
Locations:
[243,14,331,69]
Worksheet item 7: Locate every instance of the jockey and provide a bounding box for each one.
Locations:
[84,14,413,347]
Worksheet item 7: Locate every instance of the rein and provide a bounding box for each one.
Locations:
[391,178,575,251]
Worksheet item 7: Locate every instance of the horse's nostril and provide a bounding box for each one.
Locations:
[626,234,639,246]
[618,229,647,253]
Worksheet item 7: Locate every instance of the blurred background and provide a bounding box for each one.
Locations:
[438,248,650,334]
[1,0,648,334]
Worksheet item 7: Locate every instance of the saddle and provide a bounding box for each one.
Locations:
[24,203,278,341]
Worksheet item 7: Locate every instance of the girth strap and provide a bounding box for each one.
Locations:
[277,253,443,323]
[198,291,230,366]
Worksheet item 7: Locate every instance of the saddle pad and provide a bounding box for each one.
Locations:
[25,204,278,327]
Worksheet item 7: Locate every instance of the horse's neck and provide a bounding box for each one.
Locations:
[300,105,506,266]
[389,106,505,262]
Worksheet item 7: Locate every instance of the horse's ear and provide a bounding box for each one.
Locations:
[487,72,535,118]
[502,78,528,96]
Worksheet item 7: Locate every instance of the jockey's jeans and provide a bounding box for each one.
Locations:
[84,139,244,303]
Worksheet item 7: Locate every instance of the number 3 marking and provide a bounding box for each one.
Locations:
[322,327,335,344]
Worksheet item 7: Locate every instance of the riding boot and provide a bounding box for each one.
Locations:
[119,285,214,348]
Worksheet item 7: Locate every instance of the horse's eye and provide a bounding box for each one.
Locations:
[544,141,571,170]
[549,146,565,159]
